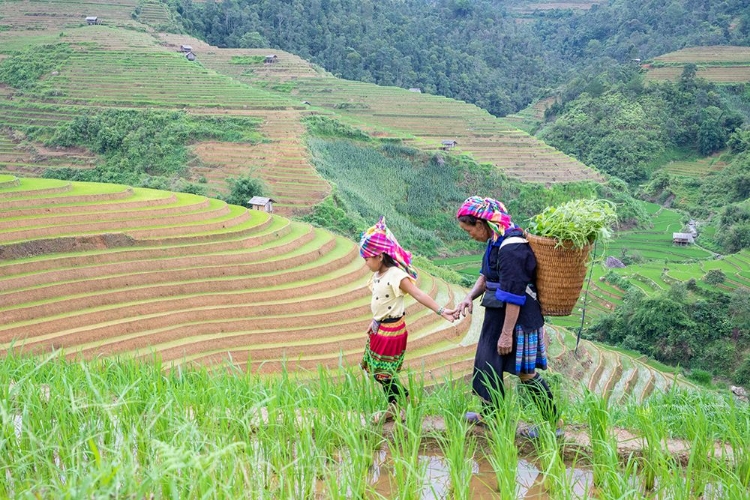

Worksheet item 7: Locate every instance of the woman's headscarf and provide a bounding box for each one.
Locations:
[456,196,517,241]
[359,216,417,280]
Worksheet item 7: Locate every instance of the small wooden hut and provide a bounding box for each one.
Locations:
[440,140,458,151]
[249,196,275,213]
[672,232,694,246]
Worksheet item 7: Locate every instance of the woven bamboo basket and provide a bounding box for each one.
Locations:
[525,232,593,316]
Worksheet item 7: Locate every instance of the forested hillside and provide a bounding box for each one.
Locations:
[168,0,750,116]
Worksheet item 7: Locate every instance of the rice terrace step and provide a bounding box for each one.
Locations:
[0,178,476,381]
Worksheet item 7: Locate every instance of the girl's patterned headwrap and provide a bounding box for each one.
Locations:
[456,196,517,241]
[359,216,418,280]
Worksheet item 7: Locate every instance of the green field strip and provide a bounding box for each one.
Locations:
[136,208,276,244]
[0,180,131,205]
[0,232,358,313]
[0,192,207,227]
[0,177,73,197]
[0,199,236,243]
[0,227,341,306]
[0,210,277,276]
[0,254,367,337]
[0,219,306,294]
[0,217,290,289]
[24,293,374,356]
[0,174,19,187]
[0,189,179,217]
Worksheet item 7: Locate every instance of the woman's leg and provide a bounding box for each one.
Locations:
[519,372,560,425]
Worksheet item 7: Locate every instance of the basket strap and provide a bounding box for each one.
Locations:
[499,236,528,248]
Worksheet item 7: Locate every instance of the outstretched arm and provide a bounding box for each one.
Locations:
[451,274,486,318]
[399,277,455,322]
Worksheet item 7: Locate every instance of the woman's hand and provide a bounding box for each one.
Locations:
[455,296,474,317]
[497,332,513,355]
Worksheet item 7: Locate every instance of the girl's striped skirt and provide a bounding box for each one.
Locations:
[361,317,408,382]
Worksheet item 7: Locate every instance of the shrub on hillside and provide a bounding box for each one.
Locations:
[703,269,726,285]
[302,195,362,240]
[224,175,265,207]
[687,369,712,386]
[303,116,370,141]
[0,44,72,90]
[735,355,750,386]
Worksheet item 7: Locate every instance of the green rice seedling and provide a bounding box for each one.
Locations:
[681,401,714,498]
[633,404,672,492]
[719,398,750,488]
[437,410,477,500]
[482,385,520,498]
[285,415,319,499]
[388,400,427,499]
[584,390,642,498]
[533,421,574,498]
[322,403,384,499]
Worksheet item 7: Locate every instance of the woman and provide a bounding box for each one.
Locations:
[453,196,562,437]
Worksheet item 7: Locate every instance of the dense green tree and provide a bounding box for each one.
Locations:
[225,175,265,207]
[167,0,750,116]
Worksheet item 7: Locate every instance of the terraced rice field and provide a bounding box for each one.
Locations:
[663,155,728,176]
[547,326,694,405]
[135,0,172,27]
[0,0,142,32]
[0,177,475,379]
[1,8,603,213]
[646,46,750,84]
[157,33,601,186]
[503,97,555,133]
[188,109,330,214]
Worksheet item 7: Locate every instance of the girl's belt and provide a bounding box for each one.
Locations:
[380,315,404,323]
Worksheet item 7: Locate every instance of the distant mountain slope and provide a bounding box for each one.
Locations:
[171,0,750,116]
[645,46,750,84]
[0,7,602,216]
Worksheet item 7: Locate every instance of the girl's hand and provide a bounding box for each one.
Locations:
[440,310,455,323]
[497,332,513,355]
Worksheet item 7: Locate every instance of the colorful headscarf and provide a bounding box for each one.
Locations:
[359,216,418,280]
[456,196,517,241]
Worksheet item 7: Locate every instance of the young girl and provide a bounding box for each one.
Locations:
[359,216,455,423]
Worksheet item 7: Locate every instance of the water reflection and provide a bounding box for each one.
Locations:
[370,449,593,499]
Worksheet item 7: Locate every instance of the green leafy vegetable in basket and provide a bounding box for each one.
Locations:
[526,199,618,249]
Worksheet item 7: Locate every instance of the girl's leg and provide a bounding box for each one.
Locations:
[377,376,409,405]
[519,372,560,425]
